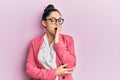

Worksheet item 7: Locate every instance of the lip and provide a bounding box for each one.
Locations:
[54,28,57,33]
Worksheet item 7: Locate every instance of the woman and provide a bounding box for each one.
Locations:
[26,4,76,80]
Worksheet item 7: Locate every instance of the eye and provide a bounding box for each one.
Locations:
[58,19,62,22]
[58,18,64,24]
[51,18,56,23]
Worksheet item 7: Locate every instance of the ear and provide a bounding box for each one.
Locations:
[41,20,46,28]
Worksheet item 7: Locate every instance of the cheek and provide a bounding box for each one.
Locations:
[46,25,55,31]
[46,23,55,29]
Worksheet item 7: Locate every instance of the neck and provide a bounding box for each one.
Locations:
[46,32,55,45]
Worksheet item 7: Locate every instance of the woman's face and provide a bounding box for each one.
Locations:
[42,11,63,36]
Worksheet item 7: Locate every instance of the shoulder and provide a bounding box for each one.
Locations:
[29,35,44,45]
[61,34,74,40]
[61,34,74,44]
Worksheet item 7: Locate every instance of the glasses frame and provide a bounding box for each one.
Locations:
[44,18,64,25]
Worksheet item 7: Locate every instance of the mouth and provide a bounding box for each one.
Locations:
[54,28,57,31]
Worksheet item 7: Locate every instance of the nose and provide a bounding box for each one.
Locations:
[55,20,60,26]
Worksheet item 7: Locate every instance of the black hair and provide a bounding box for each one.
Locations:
[42,4,61,20]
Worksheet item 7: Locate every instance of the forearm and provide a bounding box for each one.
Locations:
[54,41,76,68]
[26,62,56,80]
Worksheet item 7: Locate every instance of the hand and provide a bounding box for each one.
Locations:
[54,26,62,43]
[55,63,75,76]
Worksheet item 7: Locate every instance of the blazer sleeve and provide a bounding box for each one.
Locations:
[54,36,76,68]
[26,41,56,80]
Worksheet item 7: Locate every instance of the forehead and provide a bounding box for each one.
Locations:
[47,11,61,19]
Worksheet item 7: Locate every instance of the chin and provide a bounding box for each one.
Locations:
[50,32,55,36]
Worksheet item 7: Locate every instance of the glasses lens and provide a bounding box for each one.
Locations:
[58,18,64,24]
[51,18,56,24]
[46,18,64,25]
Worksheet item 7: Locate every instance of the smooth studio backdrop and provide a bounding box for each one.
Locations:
[0,0,120,80]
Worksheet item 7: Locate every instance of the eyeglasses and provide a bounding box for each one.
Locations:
[45,18,64,25]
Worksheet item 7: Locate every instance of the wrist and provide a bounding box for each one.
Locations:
[55,69,58,76]
[55,37,59,43]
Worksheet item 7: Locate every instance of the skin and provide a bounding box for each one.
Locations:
[42,11,74,76]
[42,11,62,45]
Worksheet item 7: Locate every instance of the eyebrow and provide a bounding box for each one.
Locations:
[48,17,62,19]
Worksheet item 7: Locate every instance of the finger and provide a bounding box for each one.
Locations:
[60,63,68,68]
[64,67,75,72]
[64,67,75,71]
[56,26,61,32]
[64,70,73,74]
[55,28,59,35]
[69,67,75,70]
[58,26,62,32]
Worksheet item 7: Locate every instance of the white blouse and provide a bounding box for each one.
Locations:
[38,34,58,80]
